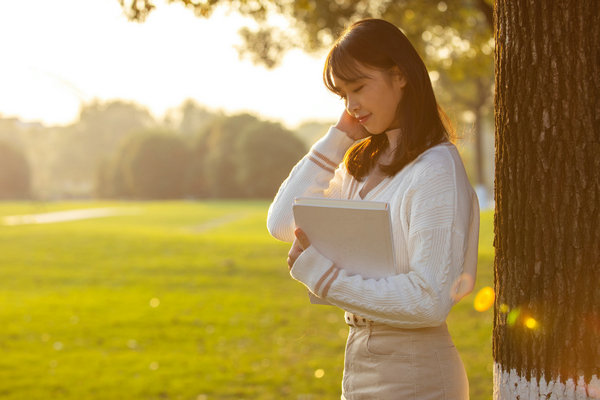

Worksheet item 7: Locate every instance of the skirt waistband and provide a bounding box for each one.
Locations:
[344,312,450,337]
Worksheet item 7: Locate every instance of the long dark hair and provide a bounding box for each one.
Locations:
[323,19,454,180]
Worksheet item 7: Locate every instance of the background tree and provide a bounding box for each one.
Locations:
[202,113,260,198]
[95,132,145,199]
[0,141,31,200]
[182,129,211,199]
[123,130,191,199]
[48,100,155,198]
[493,1,599,397]
[234,120,306,198]
[119,0,495,192]
[163,99,217,138]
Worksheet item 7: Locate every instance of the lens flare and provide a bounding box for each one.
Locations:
[473,286,495,312]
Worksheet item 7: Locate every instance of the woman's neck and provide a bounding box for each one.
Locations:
[384,128,402,157]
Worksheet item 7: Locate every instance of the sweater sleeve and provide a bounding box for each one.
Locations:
[290,158,475,328]
[266,126,356,243]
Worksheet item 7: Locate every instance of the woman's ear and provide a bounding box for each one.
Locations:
[390,66,407,88]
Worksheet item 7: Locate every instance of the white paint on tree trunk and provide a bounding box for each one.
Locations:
[494,363,600,399]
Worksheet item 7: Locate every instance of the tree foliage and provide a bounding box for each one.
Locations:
[0,141,31,199]
[99,131,191,199]
[118,0,492,75]
[200,113,307,198]
[234,119,306,198]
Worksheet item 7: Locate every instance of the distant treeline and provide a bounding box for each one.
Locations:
[96,114,306,199]
[0,99,487,201]
[0,100,330,200]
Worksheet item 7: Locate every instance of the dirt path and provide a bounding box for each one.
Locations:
[2,207,139,226]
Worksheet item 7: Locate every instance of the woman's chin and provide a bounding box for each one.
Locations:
[365,127,386,135]
[361,123,382,135]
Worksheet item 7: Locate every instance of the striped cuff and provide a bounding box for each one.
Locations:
[307,149,338,173]
[290,246,340,299]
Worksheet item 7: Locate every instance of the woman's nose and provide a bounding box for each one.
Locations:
[346,97,360,115]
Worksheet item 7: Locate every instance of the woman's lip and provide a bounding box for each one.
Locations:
[357,113,371,124]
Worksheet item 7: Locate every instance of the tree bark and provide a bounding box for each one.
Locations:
[494,1,600,398]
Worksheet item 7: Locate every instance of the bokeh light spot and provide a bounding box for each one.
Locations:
[150,298,160,308]
[314,369,325,378]
[507,308,521,326]
[499,303,510,314]
[149,361,159,371]
[525,317,538,330]
[473,286,495,312]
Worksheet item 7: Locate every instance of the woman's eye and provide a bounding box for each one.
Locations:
[353,85,364,93]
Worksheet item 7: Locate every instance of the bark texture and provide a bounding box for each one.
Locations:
[494,0,600,395]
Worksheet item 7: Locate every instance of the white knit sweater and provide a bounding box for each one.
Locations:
[267,126,480,328]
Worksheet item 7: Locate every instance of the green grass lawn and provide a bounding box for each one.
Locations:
[0,201,494,399]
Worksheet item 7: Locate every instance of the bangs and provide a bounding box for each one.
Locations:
[323,45,371,95]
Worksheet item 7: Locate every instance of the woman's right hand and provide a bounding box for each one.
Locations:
[334,110,370,141]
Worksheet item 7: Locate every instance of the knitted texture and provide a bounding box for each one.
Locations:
[267,127,479,328]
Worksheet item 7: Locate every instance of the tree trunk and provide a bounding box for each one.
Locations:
[493,1,600,399]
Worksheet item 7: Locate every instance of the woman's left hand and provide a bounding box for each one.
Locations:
[287,228,311,270]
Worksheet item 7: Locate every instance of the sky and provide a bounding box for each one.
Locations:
[0,0,342,129]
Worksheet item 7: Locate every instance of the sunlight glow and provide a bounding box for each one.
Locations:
[0,0,339,128]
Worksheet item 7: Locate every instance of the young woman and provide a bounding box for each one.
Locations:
[267,19,479,400]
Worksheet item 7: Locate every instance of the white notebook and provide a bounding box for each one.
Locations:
[292,197,396,304]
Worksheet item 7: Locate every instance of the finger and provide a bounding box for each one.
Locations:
[294,228,311,249]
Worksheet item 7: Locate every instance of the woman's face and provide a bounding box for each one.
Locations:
[333,62,407,135]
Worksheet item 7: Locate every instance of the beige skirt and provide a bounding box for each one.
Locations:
[341,320,469,400]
